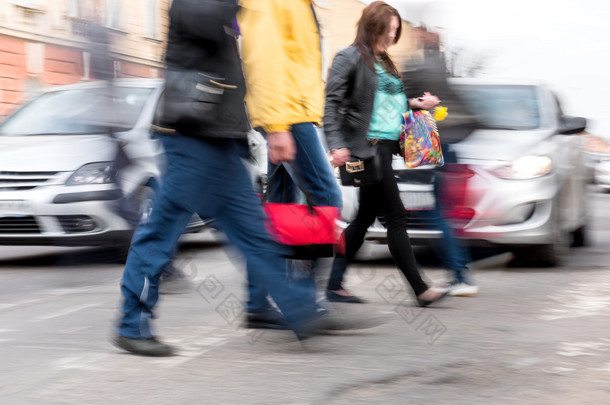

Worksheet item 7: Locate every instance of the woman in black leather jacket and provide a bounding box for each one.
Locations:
[324,1,447,307]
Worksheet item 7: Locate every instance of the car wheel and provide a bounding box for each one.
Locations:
[533,221,570,267]
[113,239,132,263]
[571,225,587,247]
[512,207,570,267]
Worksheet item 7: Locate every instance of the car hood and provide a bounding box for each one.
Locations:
[451,128,554,163]
[0,135,115,172]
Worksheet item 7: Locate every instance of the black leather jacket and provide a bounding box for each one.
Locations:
[324,46,381,159]
[163,0,249,139]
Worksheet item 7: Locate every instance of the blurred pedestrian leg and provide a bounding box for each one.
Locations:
[246,123,342,319]
[239,1,343,327]
[113,0,331,357]
[158,262,194,294]
[325,254,366,303]
[401,26,480,296]
[417,168,478,296]
[117,137,322,352]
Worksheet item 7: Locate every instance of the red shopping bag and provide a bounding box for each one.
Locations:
[263,203,344,259]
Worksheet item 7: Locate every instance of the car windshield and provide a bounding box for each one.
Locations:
[0,86,154,136]
[453,84,541,130]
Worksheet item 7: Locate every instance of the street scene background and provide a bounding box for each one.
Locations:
[387,0,610,140]
[1,1,610,404]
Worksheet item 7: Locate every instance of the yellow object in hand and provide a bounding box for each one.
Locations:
[434,106,448,121]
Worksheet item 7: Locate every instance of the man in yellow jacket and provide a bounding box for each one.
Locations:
[239,0,342,328]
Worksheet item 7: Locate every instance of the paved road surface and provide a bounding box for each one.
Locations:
[0,188,609,404]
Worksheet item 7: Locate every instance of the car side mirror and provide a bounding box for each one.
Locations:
[559,116,587,135]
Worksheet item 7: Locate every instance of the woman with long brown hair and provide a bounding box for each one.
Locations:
[324,1,447,307]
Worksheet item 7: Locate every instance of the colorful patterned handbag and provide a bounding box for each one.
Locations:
[399,108,446,168]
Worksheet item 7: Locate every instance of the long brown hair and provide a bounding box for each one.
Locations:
[352,1,402,76]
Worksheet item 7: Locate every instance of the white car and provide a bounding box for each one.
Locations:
[341,78,589,266]
[0,79,209,253]
[594,160,610,192]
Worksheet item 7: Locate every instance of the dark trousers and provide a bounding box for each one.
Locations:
[329,141,429,296]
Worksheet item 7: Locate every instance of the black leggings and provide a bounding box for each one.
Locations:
[331,141,429,296]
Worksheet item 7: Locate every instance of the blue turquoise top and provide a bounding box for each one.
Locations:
[367,63,408,141]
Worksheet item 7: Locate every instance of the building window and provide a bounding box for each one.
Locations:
[67,0,103,22]
[144,0,159,39]
[66,0,79,18]
[105,0,119,29]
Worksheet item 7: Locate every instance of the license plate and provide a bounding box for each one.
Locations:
[0,200,31,216]
[400,192,435,210]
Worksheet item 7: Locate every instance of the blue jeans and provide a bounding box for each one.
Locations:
[246,123,342,312]
[117,134,319,338]
[416,171,471,283]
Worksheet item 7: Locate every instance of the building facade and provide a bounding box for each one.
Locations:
[316,0,418,75]
[0,0,419,119]
[0,0,170,117]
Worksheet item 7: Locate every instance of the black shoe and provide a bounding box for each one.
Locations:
[245,307,289,330]
[296,310,386,340]
[112,335,175,357]
[416,290,449,308]
[326,290,366,304]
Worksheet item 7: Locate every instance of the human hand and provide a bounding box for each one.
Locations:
[267,131,296,164]
[330,148,351,167]
[410,92,441,110]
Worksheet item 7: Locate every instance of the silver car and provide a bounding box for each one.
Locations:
[0,79,208,253]
[341,78,588,266]
[594,160,610,192]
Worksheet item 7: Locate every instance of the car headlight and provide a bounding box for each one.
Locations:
[596,165,610,176]
[66,162,115,185]
[493,156,553,180]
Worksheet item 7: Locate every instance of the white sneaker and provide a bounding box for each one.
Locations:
[430,284,452,294]
[447,282,479,297]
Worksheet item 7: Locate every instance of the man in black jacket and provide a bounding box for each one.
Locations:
[112,0,332,356]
